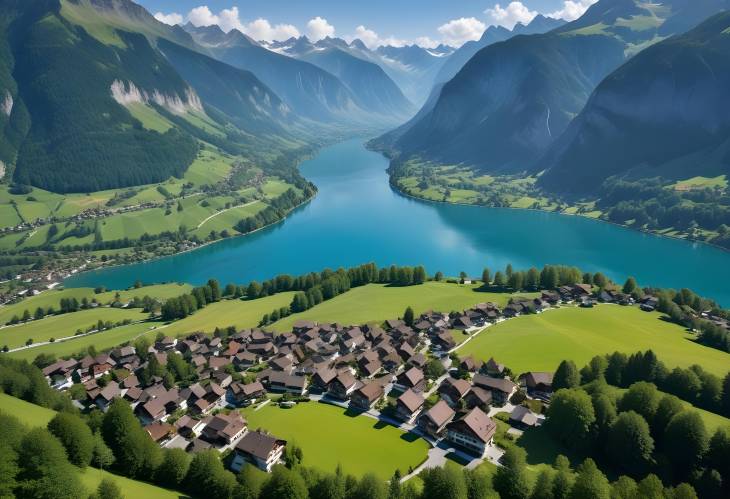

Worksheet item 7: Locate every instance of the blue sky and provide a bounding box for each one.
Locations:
[139,0,597,47]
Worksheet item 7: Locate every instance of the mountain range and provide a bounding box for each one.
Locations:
[378,0,730,182]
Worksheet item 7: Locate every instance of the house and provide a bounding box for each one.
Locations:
[408,353,428,369]
[520,372,553,395]
[483,357,505,377]
[155,336,177,351]
[212,371,233,388]
[175,415,206,438]
[640,296,659,312]
[111,346,136,365]
[473,375,517,406]
[231,431,286,472]
[311,368,337,392]
[144,422,174,444]
[233,351,259,369]
[350,382,384,411]
[459,356,481,373]
[509,406,539,429]
[137,398,167,425]
[395,389,425,423]
[228,381,266,406]
[446,407,497,456]
[394,367,425,393]
[201,412,247,445]
[361,359,382,378]
[451,316,473,330]
[438,378,471,407]
[328,371,359,400]
[93,382,122,411]
[433,331,456,351]
[418,400,455,438]
[266,372,308,395]
[464,386,492,411]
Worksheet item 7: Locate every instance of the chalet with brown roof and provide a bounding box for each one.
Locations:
[137,398,166,424]
[484,357,505,377]
[175,415,206,438]
[201,412,247,445]
[228,381,266,406]
[144,422,174,444]
[93,382,122,411]
[350,382,384,411]
[231,431,286,472]
[111,346,137,365]
[433,331,456,351]
[520,372,553,394]
[509,406,539,429]
[361,359,382,378]
[270,356,294,372]
[312,368,337,391]
[247,341,276,358]
[265,371,307,395]
[381,351,403,373]
[212,371,233,388]
[395,389,425,422]
[293,320,316,334]
[438,377,471,407]
[328,371,359,400]
[155,336,177,351]
[472,374,517,406]
[452,316,473,330]
[395,367,425,393]
[208,356,231,371]
[459,356,481,373]
[418,400,455,437]
[233,351,259,369]
[397,341,415,360]
[385,319,404,329]
[408,352,428,369]
[464,386,492,411]
[446,407,496,456]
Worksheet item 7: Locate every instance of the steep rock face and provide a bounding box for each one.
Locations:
[539,11,730,194]
[382,0,730,174]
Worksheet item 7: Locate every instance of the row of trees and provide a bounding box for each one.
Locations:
[553,350,730,418]
[234,187,314,234]
[160,279,222,321]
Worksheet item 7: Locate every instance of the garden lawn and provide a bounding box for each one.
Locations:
[0,307,147,349]
[7,322,155,361]
[241,402,429,479]
[271,282,538,331]
[457,305,730,377]
[78,468,186,499]
[0,393,56,427]
[161,293,295,337]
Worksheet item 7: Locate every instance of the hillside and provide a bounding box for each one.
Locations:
[539,11,730,194]
[0,0,306,193]
[380,0,730,174]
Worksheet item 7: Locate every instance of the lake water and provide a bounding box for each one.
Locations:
[66,139,730,305]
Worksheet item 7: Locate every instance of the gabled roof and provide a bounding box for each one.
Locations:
[397,389,425,413]
[236,431,286,460]
[355,382,384,403]
[398,367,424,387]
[449,407,496,443]
[423,400,455,427]
[473,374,516,394]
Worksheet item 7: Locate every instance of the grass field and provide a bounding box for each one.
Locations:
[457,305,730,376]
[0,393,56,427]
[0,307,148,349]
[7,322,157,361]
[241,402,429,479]
[271,282,538,331]
[162,293,296,337]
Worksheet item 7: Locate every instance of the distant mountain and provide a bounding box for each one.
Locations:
[183,24,403,126]
[381,0,730,174]
[539,11,730,194]
[0,0,302,193]
[267,36,415,120]
[433,15,566,86]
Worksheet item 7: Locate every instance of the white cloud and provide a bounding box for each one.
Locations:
[484,2,537,29]
[346,26,407,49]
[185,6,299,41]
[415,36,439,49]
[154,12,183,26]
[436,17,486,47]
[548,0,598,22]
[306,17,335,41]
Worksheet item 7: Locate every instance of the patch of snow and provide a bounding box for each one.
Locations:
[2,91,13,116]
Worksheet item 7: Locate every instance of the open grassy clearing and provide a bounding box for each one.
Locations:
[7,322,156,361]
[0,283,191,325]
[126,102,174,133]
[241,402,430,479]
[0,393,56,427]
[162,293,296,337]
[0,307,148,349]
[458,305,730,376]
[271,282,539,331]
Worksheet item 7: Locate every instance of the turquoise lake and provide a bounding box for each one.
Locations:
[66,139,730,305]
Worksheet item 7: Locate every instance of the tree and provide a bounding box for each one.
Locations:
[540,266,559,290]
[622,277,638,294]
[434,271,444,281]
[653,395,685,441]
[156,448,191,489]
[94,478,123,499]
[607,411,654,473]
[208,279,222,302]
[481,268,491,285]
[636,475,665,499]
[420,464,468,499]
[592,273,607,288]
[464,467,494,499]
[580,356,607,384]
[553,361,580,390]
[47,412,95,467]
[705,427,730,487]
[493,446,532,499]
[259,465,308,499]
[34,307,45,320]
[551,455,573,499]
[525,267,540,290]
[403,306,415,327]
[619,382,661,423]
[605,352,627,386]
[91,431,115,469]
[530,469,554,499]
[424,358,446,380]
[493,271,506,288]
[184,451,237,499]
[610,476,638,499]
[664,411,709,478]
[246,282,262,299]
[669,483,698,499]
[102,399,161,479]
[16,428,86,499]
[508,272,524,291]
[568,459,610,499]
[546,389,595,451]
[664,367,702,403]
[351,472,387,499]
[291,292,310,313]
[591,393,617,439]
[721,373,730,417]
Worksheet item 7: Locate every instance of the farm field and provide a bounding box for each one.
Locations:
[241,402,430,479]
[457,305,730,376]
[7,322,156,361]
[0,393,56,427]
[0,307,148,349]
[271,282,539,331]
[161,293,296,337]
[0,283,191,325]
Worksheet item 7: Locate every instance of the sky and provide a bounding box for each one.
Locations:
[138,0,597,48]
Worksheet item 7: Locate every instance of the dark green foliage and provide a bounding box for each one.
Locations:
[553,360,580,390]
[493,446,532,499]
[184,450,237,499]
[403,306,414,327]
[636,474,664,499]
[47,412,94,467]
[567,459,610,499]
[156,448,191,489]
[259,465,309,499]
[619,382,661,424]
[93,478,123,499]
[607,411,654,473]
[664,411,709,478]
[420,464,468,499]
[101,399,161,480]
[546,389,595,451]
[350,472,387,499]
[0,357,76,412]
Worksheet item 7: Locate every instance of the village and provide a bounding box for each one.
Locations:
[37,282,651,478]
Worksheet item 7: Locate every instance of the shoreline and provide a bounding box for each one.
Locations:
[386,175,730,255]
